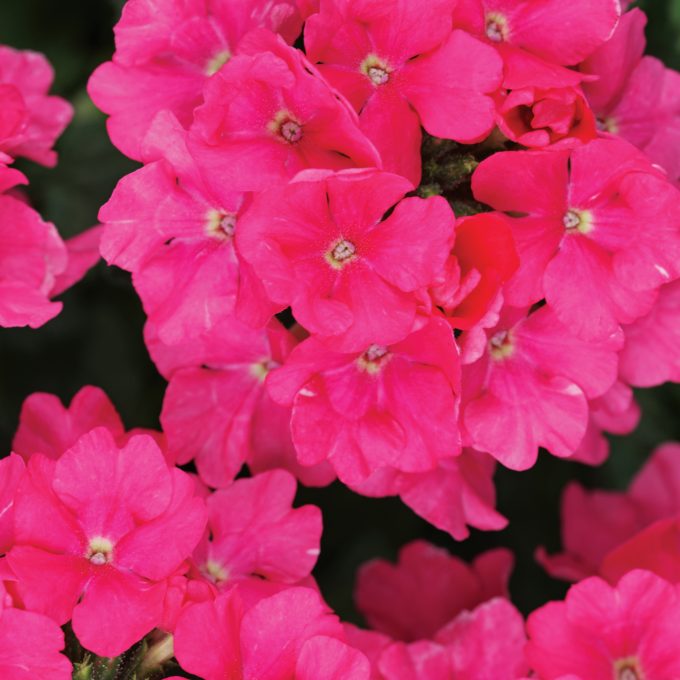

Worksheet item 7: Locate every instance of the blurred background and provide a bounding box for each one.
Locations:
[1,0,679,622]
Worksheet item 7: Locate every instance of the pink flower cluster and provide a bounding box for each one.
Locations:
[0,46,100,329]
[89,0,680,537]
[2,0,680,677]
[4,392,680,678]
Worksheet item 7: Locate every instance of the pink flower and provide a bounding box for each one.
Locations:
[88,0,302,159]
[495,84,597,149]
[12,386,124,461]
[267,317,461,486]
[0,194,67,328]
[431,212,519,331]
[159,315,334,488]
[526,570,680,680]
[192,470,322,586]
[355,541,512,642]
[0,46,72,167]
[236,169,454,351]
[174,585,369,679]
[305,0,502,183]
[454,0,620,72]
[99,111,252,345]
[377,598,528,680]
[538,443,680,582]
[0,582,71,680]
[461,304,621,470]
[11,385,169,464]
[581,8,680,182]
[7,428,207,656]
[0,455,24,555]
[472,140,680,341]
[188,33,381,194]
[620,280,680,387]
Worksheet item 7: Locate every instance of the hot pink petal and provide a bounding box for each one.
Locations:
[71,566,167,657]
[295,636,370,680]
[400,30,501,143]
[12,386,124,461]
[0,606,71,680]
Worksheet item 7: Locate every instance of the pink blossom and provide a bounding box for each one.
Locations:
[472,140,680,341]
[174,585,369,679]
[581,8,680,182]
[267,317,461,486]
[538,443,680,582]
[12,386,125,461]
[158,315,334,488]
[192,470,322,587]
[188,33,381,194]
[88,0,302,159]
[620,280,680,387]
[0,194,67,328]
[454,0,620,71]
[99,111,252,345]
[378,598,527,680]
[236,169,453,351]
[526,570,680,680]
[355,541,512,642]
[495,84,596,149]
[7,428,207,656]
[0,455,24,555]
[431,212,519,331]
[0,582,71,680]
[0,46,72,167]
[461,304,621,470]
[12,385,169,464]
[305,0,502,183]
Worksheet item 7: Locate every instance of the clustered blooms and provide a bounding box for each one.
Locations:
[2,0,680,677]
[0,46,100,329]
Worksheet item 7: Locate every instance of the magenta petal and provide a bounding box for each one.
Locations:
[400,30,501,143]
[0,608,71,680]
[296,636,370,680]
[7,548,88,624]
[72,567,166,657]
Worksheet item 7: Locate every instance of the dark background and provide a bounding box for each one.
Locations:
[1,0,679,622]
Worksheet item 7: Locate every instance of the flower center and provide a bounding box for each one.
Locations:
[360,55,391,86]
[86,537,114,565]
[250,359,278,381]
[563,209,593,234]
[485,12,508,42]
[358,344,391,374]
[205,50,231,76]
[489,330,514,360]
[614,658,644,680]
[596,116,619,134]
[269,111,303,144]
[325,238,357,269]
[205,209,236,239]
[203,559,228,584]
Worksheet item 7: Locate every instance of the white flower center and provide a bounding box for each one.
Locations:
[485,13,508,42]
[563,209,593,234]
[358,344,391,374]
[86,537,114,565]
[325,238,357,269]
[367,66,389,85]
